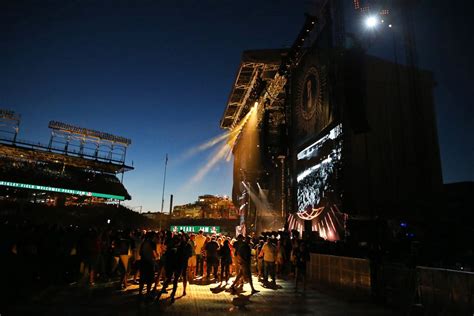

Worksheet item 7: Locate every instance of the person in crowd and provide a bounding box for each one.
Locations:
[227,237,235,276]
[152,233,167,293]
[130,230,142,285]
[194,230,206,277]
[138,232,157,298]
[205,236,219,281]
[174,233,193,298]
[294,240,310,293]
[81,229,101,286]
[218,239,232,284]
[275,239,284,278]
[281,236,292,277]
[256,238,265,281]
[230,236,259,294]
[217,236,224,247]
[187,234,196,281]
[232,234,244,282]
[157,235,179,302]
[117,231,131,289]
[260,237,277,286]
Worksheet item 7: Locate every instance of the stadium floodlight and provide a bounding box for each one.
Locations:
[365,16,378,28]
[0,109,20,123]
[48,121,131,146]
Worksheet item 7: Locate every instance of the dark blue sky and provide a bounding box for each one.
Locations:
[1,0,472,212]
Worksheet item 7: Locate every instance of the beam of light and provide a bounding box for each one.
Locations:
[183,140,231,189]
[174,129,240,165]
[327,209,337,233]
[243,182,280,231]
[331,205,343,228]
[181,102,260,189]
[226,102,259,152]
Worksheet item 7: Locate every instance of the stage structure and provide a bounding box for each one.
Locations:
[221,15,318,235]
[288,0,442,239]
[221,1,442,240]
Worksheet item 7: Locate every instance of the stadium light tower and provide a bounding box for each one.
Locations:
[0,109,21,143]
[365,15,379,28]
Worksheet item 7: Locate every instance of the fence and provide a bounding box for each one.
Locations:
[309,253,371,298]
[417,266,474,315]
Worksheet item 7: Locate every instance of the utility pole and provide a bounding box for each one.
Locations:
[159,154,168,230]
[160,154,168,213]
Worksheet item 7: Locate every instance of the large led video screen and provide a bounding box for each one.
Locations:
[296,123,345,240]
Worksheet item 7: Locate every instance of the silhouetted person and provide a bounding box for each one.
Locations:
[157,235,179,302]
[230,236,259,294]
[173,233,193,297]
[82,229,100,286]
[256,238,264,281]
[294,241,309,293]
[117,231,131,289]
[205,236,219,280]
[138,232,157,298]
[232,234,244,286]
[218,239,232,284]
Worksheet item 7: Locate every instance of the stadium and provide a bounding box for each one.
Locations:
[0,109,150,228]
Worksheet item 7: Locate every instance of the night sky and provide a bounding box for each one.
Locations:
[1,0,472,212]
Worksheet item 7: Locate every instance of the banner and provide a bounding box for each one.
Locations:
[0,180,125,200]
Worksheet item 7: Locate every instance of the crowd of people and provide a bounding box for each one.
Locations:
[0,221,311,305]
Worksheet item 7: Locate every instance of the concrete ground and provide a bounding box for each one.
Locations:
[7,276,399,316]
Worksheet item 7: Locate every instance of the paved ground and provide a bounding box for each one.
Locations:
[8,276,399,316]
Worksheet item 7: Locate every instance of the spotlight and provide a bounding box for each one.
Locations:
[365,16,378,28]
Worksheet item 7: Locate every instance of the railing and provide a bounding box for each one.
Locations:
[0,138,126,165]
[309,255,474,314]
[309,253,371,297]
[416,266,474,315]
